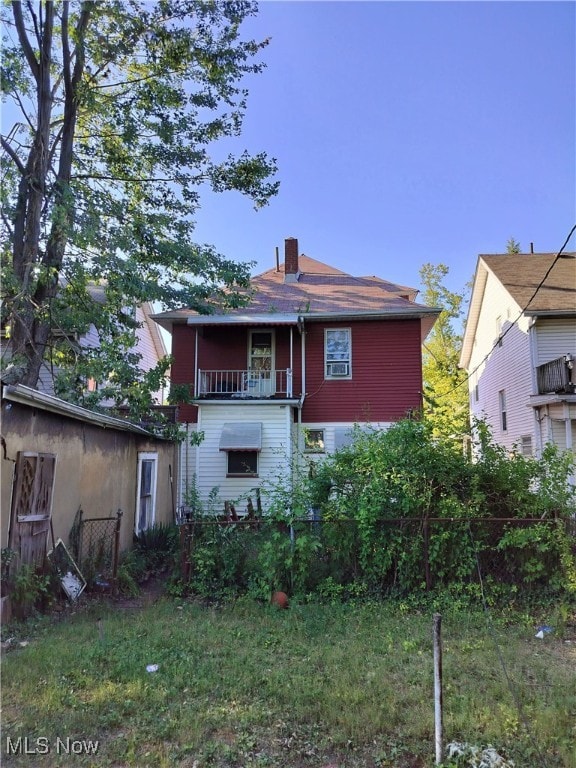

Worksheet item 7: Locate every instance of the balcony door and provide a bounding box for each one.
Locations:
[248,330,275,396]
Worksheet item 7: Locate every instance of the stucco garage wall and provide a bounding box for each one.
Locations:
[1,400,177,553]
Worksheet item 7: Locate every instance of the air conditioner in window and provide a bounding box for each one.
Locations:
[328,362,349,376]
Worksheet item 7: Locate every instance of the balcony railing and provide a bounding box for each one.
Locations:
[196,369,293,399]
[536,356,574,395]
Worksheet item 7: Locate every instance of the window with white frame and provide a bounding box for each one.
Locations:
[136,452,158,536]
[499,390,507,432]
[304,428,325,453]
[325,328,351,379]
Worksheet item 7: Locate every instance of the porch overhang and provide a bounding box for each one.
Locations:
[219,422,262,452]
[187,313,300,327]
[528,393,576,408]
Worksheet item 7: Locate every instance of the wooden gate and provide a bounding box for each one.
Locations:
[8,451,57,569]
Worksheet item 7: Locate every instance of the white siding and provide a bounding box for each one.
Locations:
[135,305,167,403]
[468,271,533,452]
[178,424,199,510]
[299,421,392,455]
[550,419,576,452]
[534,318,576,366]
[190,403,293,510]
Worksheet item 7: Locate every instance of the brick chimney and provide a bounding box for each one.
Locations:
[284,237,300,283]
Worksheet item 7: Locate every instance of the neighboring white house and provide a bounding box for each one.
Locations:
[33,295,168,404]
[460,252,576,463]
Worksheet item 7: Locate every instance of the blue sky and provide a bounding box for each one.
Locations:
[192,0,576,303]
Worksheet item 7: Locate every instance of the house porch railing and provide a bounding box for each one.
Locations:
[536,356,574,395]
[196,369,293,399]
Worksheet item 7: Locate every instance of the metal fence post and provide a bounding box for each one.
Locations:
[433,612,443,765]
[112,509,122,595]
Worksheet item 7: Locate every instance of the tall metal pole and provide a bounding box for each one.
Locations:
[433,613,443,765]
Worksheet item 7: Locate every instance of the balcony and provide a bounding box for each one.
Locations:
[196,369,293,399]
[536,356,574,395]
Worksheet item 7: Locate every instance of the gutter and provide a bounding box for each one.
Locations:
[298,308,440,322]
[2,384,156,437]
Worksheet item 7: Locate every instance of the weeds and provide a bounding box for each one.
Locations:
[2,598,574,767]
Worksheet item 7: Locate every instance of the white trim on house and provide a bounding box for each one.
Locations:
[135,452,158,535]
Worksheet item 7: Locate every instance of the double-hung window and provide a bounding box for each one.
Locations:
[499,390,507,432]
[325,328,352,379]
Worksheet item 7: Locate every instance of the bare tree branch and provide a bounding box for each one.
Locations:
[0,136,26,174]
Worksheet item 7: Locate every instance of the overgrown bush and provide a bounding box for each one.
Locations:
[117,523,180,595]
[176,418,576,605]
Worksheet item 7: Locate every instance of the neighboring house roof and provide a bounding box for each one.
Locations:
[2,383,158,436]
[153,251,440,339]
[460,252,576,369]
[139,301,169,360]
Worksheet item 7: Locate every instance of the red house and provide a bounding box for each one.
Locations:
[153,238,439,512]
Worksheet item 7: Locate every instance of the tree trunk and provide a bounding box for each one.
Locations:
[7,1,91,389]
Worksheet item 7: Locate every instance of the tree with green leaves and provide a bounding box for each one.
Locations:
[419,263,469,440]
[1,1,278,420]
[506,237,521,254]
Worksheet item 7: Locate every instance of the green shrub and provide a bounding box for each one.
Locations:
[176,418,576,604]
[10,564,51,619]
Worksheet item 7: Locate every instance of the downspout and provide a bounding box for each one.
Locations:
[290,326,293,377]
[194,328,199,396]
[564,402,573,451]
[300,317,306,408]
[533,406,544,459]
[297,317,306,494]
[564,401,576,489]
[193,328,200,506]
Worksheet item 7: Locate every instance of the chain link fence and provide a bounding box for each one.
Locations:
[69,508,123,592]
[177,514,575,597]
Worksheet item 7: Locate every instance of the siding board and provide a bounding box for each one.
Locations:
[302,319,423,422]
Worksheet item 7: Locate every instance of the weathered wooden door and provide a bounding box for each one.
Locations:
[8,452,57,569]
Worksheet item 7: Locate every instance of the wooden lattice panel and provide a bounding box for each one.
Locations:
[14,454,37,517]
[8,451,57,570]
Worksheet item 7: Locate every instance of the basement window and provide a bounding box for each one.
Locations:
[304,429,325,453]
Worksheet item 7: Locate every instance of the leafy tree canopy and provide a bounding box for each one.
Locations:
[1,0,278,422]
[419,263,470,440]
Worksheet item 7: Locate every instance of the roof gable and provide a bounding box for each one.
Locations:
[480,253,576,314]
[460,252,576,369]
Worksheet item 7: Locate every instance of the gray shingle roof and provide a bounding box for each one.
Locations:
[153,254,439,331]
[480,253,576,313]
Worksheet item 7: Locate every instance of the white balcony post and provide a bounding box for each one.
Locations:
[287,368,293,398]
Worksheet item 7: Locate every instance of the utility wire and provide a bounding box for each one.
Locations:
[433,223,576,403]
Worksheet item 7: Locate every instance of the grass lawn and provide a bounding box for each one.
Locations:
[1,592,575,767]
